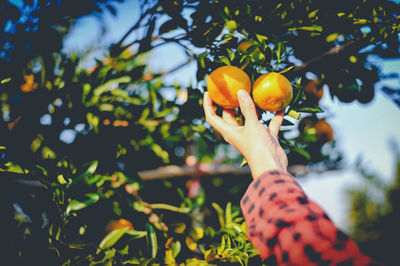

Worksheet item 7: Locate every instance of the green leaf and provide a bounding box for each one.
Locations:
[240,157,247,167]
[198,52,207,69]
[2,162,28,174]
[133,201,149,213]
[255,34,268,44]
[82,83,91,104]
[294,146,311,160]
[297,106,324,113]
[66,193,100,215]
[34,165,48,176]
[289,25,323,32]
[146,223,158,258]
[73,161,99,183]
[276,43,282,62]
[1,77,11,84]
[326,33,339,42]
[212,202,225,228]
[88,76,131,106]
[279,66,295,74]
[149,203,190,213]
[125,230,147,239]
[57,174,67,185]
[219,57,231,66]
[99,227,129,249]
[226,20,237,32]
[171,240,181,258]
[353,19,368,24]
[308,9,318,19]
[225,202,232,228]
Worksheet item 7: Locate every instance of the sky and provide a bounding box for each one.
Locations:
[63,0,400,231]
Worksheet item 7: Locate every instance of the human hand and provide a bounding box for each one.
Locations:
[203,89,288,178]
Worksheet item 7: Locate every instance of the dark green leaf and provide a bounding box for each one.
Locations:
[146,223,158,258]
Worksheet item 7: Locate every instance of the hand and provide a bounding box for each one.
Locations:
[203,89,288,178]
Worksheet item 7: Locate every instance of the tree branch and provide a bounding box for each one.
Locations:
[287,36,370,79]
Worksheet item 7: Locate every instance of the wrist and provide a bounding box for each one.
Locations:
[246,152,287,179]
[247,158,287,179]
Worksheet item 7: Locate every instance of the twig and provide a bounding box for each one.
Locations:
[286,37,368,79]
[138,164,251,181]
[114,4,158,48]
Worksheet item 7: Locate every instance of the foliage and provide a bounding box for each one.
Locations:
[153,0,400,168]
[347,143,400,265]
[0,0,399,265]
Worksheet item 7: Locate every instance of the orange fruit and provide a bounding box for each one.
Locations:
[314,120,333,143]
[252,72,293,112]
[238,40,260,53]
[20,74,38,93]
[304,79,323,102]
[298,117,333,143]
[105,218,134,233]
[207,66,251,109]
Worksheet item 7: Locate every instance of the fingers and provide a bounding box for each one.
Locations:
[203,92,232,134]
[222,109,239,126]
[237,90,258,124]
[269,110,285,137]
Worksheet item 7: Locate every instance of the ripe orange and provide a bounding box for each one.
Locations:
[314,120,333,143]
[252,72,293,112]
[238,40,260,53]
[105,218,134,233]
[207,66,251,109]
[20,74,38,93]
[304,79,323,102]
[298,117,333,143]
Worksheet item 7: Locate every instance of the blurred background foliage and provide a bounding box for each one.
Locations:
[0,0,399,265]
[347,143,400,265]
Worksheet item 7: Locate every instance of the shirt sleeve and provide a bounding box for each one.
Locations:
[240,169,382,265]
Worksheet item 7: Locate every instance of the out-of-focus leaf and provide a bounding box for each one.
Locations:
[146,223,157,258]
[226,20,237,32]
[125,230,147,239]
[326,33,339,42]
[212,202,225,228]
[1,77,11,84]
[66,193,100,215]
[133,201,150,213]
[294,146,311,160]
[279,66,295,74]
[149,203,190,213]
[225,202,232,228]
[73,160,99,183]
[240,157,247,167]
[99,227,129,249]
[88,76,131,106]
[171,240,181,258]
[297,106,324,113]
[289,25,323,32]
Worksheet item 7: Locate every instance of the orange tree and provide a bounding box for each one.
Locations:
[154,0,400,170]
[0,0,399,265]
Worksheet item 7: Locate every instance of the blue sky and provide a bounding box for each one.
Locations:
[63,0,400,231]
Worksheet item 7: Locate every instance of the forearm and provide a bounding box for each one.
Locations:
[240,170,380,265]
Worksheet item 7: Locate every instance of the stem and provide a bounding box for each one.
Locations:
[149,203,190,213]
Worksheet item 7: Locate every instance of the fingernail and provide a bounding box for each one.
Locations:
[237,89,246,99]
